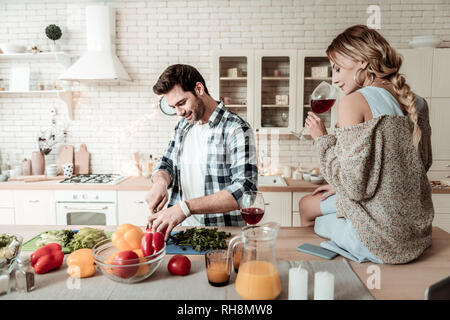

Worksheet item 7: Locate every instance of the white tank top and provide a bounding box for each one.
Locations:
[179,122,210,226]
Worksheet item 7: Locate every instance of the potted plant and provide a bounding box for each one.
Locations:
[45,24,62,52]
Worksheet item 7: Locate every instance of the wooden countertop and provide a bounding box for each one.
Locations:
[3,224,450,300]
[1,175,449,194]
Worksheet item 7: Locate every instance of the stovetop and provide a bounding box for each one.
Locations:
[59,174,126,185]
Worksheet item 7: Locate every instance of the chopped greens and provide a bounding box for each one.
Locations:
[169,228,231,252]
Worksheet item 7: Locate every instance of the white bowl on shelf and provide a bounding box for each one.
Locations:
[408,35,441,48]
[0,43,26,54]
[310,174,324,185]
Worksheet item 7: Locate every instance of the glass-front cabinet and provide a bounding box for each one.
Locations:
[211,50,254,125]
[255,50,297,134]
[297,50,338,135]
[211,49,337,136]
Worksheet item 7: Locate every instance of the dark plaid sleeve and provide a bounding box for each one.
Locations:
[151,122,179,189]
[224,125,258,207]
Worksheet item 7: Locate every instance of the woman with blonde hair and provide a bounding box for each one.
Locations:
[299,25,433,264]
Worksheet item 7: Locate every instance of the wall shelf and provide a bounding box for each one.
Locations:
[304,77,332,80]
[262,104,289,108]
[262,76,290,80]
[220,77,247,81]
[0,90,76,120]
[0,51,77,119]
[0,52,76,68]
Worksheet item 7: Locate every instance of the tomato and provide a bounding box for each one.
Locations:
[112,250,139,279]
[168,254,191,276]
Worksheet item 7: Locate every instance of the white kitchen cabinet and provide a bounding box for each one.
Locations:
[432,49,450,98]
[292,192,310,227]
[429,98,450,160]
[117,191,152,226]
[432,194,450,233]
[398,48,433,98]
[13,190,55,225]
[0,190,15,224]
[211,50,255,126]
[260,192,292,227]
[254,50,297,134]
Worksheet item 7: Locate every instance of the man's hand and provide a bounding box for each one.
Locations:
[145,182,169,213]
[148,205,186,241]
[311,184,335,201]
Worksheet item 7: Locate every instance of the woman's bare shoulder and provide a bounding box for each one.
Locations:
[336,92,371,128]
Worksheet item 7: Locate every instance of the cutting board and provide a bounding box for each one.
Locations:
[9,175,64,182]
[57,145,74,174]
[166,231,209,255]
[74,144,90,174]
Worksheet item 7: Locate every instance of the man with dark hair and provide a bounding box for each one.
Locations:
[146,64,258,240]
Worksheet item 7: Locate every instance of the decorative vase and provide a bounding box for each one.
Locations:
[31,151,45,175]
[52,42,60,52]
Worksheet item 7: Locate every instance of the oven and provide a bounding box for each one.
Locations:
[55,190,118,226]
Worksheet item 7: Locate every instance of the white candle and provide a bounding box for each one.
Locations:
[288,266,308,300]
[314,271,335,300]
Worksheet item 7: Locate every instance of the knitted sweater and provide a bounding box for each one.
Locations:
[315,103,434,264]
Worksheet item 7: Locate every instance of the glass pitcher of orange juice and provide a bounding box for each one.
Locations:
[227,221,282,300]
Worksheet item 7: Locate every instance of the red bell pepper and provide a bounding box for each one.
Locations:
[140,231,165,257]
[30,242,64,274]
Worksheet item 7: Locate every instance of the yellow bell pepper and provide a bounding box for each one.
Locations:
[132,249,150,276]
[67,248,95,278]
[111,224,144,251]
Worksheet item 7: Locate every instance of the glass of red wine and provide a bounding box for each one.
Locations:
[240,191,265,225]
[297,81,338,140]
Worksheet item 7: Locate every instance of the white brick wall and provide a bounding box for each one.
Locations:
[0,0,449,174]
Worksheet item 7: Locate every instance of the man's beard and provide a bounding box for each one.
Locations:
[191,98,206,123]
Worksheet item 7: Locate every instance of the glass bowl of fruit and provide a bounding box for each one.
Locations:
[92,238,166,284]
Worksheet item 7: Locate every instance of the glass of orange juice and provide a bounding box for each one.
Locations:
[205,250,231,287]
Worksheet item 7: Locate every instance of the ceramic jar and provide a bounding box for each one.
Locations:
[31,151,45,175]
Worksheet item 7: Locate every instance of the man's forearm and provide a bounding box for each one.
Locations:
[185,190,239,215]
[152,170,171,189]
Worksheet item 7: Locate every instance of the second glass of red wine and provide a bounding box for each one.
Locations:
[240,191,265,225]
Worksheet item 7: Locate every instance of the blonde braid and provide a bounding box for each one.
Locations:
[388,54,422,149]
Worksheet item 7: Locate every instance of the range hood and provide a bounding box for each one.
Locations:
[59,4,131,81]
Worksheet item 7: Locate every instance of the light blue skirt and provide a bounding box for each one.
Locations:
[314,194,384,264]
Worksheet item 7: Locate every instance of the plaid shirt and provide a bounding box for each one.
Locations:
[152,102,258,226]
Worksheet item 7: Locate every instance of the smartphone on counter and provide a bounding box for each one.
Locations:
[297,243,338,260]
[425,276,450,300]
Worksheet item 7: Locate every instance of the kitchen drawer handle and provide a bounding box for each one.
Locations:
[264,203,270,206]
[29,200,40,203]
[134,200,145,204]
[64,206,109,211]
